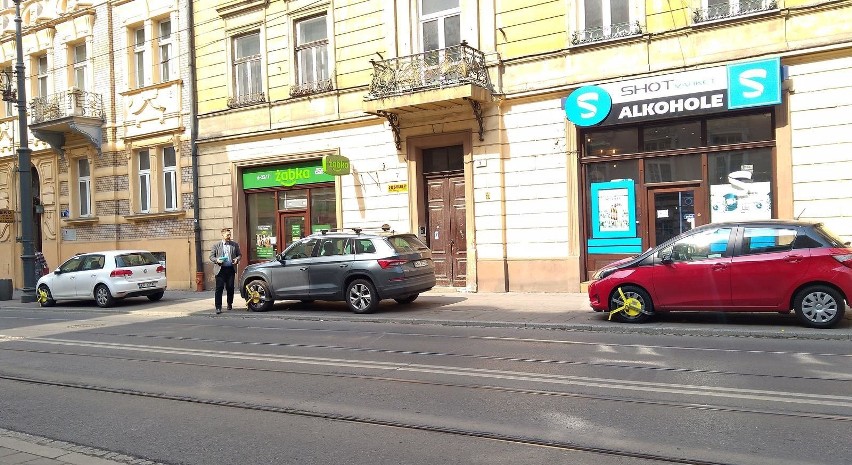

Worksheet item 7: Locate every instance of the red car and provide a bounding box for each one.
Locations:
[588,220,852,328]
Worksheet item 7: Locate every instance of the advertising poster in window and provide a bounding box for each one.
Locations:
[710,170,771,222]
[255,225,275,259]
[588,180,642,254]
[597,188,630,233]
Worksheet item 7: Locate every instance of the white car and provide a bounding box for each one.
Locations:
[36,250,167,308]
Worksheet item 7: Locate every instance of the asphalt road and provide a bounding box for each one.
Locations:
[0,303,850,465]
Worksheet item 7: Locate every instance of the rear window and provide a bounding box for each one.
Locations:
[387,234,428,253]
[115,252,160,267]
[814,224,851,248]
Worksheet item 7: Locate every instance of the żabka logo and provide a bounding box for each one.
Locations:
[275,168,311,187]
[564,86,612,127]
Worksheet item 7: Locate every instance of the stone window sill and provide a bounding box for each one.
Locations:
[124,210,186,222]
[62,216,99,226]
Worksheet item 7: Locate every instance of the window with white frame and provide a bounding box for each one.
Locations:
[163,146,178,211]
[36,54,48,97]
[575,0,637,45]
[230,32,263,106]
[72,43,87,91]
[420,0,460,53]
[133,27,147,87]
[77,158,92,217]
[696,0,775,22]
[295,15,329,86]
[138,150,151,213]
[157,19,173,82]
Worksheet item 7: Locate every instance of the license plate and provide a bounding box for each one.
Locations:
[138,281,156,289]
[413,260,428,268]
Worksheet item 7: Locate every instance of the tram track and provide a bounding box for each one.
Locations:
[0,372,813,465]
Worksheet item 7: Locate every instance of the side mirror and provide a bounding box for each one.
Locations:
[660,253,674,264]
[276,254,286,264]
[53,268,62,275]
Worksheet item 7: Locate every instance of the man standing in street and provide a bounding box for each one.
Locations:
[210,228,242,314]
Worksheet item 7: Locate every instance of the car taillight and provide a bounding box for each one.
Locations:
[833,254,852,268]
[377,259,407,269]
[156,265,166,273]
[110,269,133,278]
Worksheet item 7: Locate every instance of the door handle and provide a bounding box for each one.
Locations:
[785,255,803,263]
[299,267,308,271]
[711,263,728,271]
[339,264,348,268]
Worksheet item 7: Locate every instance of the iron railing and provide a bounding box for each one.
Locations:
[30,89,104,124]
[290,79,333,98]
[571,21,643,46]
[365,41,492,100]
[693,0,777,23]
[227,92,266,108]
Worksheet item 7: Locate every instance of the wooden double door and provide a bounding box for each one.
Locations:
[426,174,466,287]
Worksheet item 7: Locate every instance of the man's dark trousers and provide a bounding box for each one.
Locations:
[215,266,236,310]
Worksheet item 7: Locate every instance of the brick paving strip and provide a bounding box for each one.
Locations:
[0,428,168,465]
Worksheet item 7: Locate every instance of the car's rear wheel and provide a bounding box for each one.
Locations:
[245,280,274,312]
[609,285,653,323]
[94,284,115,308]
[394,294,419,304]
[346,279,379,314]
[37,284,56,307]
[147,291,165,301]
[794,285,845,328]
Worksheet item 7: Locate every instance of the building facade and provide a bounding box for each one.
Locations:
[0,0,198,290]
[190,0,852,294]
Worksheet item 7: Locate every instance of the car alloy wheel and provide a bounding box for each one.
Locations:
[346,279,378,314]
[244,280,273,312]
[609,285,653,323]
[94,284,115,308]
[794,285,845,328]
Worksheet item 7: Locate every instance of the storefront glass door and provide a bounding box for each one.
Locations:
[648,187,706,247]
[280,214,307,253]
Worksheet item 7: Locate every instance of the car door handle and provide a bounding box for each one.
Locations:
[785,255,804,263]
[299,267,308,271]
[339,264,348,268]
[711,263,728,271]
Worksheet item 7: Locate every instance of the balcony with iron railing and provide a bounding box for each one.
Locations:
[692,0,778,23]
[363,41,494,113]
[571,21,643,46]
[29,88,105,157]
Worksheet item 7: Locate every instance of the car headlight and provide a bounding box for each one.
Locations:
[593,267,616,280]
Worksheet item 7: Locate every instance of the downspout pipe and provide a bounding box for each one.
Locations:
[188,0,204,291]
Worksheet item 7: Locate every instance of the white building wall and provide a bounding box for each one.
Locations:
[788,55,852,241]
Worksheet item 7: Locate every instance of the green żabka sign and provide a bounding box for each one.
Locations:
[322,154,351,176]
[242,161,334,189]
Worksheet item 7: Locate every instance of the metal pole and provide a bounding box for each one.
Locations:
[14,0,35,303]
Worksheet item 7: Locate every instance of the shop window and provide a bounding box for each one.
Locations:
[708,148,773,222]
[645,154,702,184]
[247,191,277,261]
[278,189,308,211]
[642,121,701,151]
[586,159,638,187]
[707,113,772,145]
[423,145,464,173]
[583,128,638,157]
[310,187,336,233]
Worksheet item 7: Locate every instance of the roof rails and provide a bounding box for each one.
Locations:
[316,224,395,235]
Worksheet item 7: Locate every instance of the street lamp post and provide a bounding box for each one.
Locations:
[13,0,36,303]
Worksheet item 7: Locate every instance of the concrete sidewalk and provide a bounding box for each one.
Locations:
[0,428,166,465]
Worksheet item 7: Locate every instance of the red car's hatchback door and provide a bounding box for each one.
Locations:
[651,226,734,309]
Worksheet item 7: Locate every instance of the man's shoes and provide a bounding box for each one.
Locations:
[227,305,233,311]
[215,308,222,314]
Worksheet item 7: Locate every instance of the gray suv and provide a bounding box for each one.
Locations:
[240,229,437,313]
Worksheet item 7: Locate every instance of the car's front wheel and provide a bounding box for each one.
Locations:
[94,284,115,308]
[244,280,274,312]
[609,285,653,323]
[37,284,56,307]
[394,294,419,304]
[147,291,165,301]
[794,285,845,328]
[346,279,379,314]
